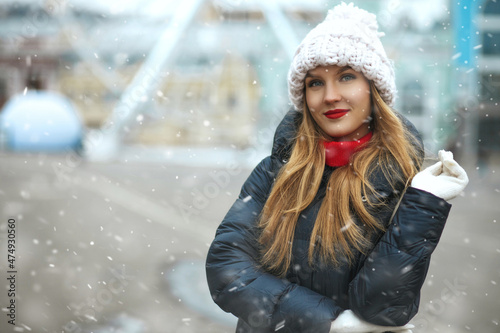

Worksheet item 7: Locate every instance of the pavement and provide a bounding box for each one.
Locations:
[0,148,499,333]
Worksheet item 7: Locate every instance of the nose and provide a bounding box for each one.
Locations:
[324,84,341,104]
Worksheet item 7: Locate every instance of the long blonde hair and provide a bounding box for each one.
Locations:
[258,82,423,277]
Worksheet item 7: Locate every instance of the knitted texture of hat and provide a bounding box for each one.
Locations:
[287,2,396,111]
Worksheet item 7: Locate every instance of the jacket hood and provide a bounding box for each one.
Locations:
[271,108,303,162]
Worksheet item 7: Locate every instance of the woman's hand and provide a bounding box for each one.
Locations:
[411,150,469,201]
[330,310,414,332]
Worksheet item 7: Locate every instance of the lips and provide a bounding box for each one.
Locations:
[324,109,349,119]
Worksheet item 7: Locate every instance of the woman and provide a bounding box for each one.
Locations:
[206,3,468,333]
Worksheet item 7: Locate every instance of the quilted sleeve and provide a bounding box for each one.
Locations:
[348,187,451,326]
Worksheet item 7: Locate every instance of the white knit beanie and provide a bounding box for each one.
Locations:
[288,2,396,111]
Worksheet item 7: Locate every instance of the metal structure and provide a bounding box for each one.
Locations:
[86,0,301,161]
[85,0,205,160]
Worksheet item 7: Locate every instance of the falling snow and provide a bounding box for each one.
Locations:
[0,1,498,332]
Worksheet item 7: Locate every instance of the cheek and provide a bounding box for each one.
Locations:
[350,87,371,110]
[305,93,321,112]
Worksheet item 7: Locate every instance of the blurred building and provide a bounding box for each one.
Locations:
[0,0,324,150]
[0,0,497,156]
[477,0,500,159]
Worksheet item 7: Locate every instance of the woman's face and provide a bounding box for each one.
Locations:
[304,65,372,141]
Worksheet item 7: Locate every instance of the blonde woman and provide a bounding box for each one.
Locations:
[206,3,468,333]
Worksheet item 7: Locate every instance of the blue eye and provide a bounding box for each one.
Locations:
[307,80,323,87]
[340,74,356,82]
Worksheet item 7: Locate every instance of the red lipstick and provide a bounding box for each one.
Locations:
[324,109,349,119]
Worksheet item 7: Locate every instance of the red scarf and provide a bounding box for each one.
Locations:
[323,132,373,167]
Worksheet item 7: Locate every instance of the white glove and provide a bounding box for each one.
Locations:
[330,310,414,333]
[411,150,469,201]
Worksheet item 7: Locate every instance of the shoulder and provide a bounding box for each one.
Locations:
[240,156,283,205]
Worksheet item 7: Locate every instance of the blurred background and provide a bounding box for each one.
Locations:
[0,0,498,332]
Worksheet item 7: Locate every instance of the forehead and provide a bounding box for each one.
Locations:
[307,65,353,76]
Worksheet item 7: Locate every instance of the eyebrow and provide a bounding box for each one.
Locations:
[304,72,320,79]
[336,66,352,74]
[305,66,352,78]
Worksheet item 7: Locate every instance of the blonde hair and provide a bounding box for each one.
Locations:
[258,82,423,277]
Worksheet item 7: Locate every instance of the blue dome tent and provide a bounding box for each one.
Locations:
[0,91,83,152]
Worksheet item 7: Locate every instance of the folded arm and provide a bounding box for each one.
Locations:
[206,157,343,332]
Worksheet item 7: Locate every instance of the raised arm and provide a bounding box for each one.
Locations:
[348,187,451,326]
[348,150,468,326]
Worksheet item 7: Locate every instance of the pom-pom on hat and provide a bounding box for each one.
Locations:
[288,2,396,111]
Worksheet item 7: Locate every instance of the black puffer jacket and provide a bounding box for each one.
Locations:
[206,109,451,333]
